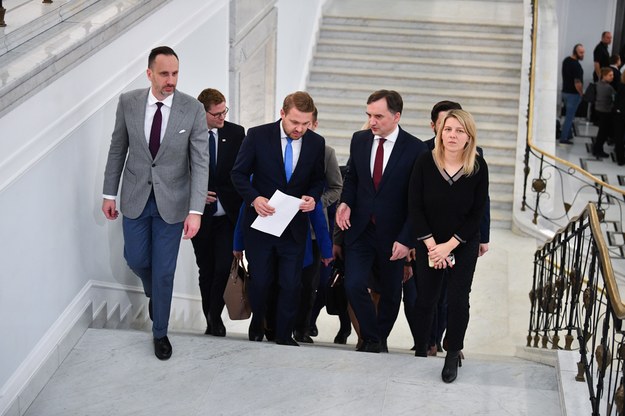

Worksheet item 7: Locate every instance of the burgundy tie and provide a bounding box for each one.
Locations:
[149,102,164,159]
[373,137,386,191]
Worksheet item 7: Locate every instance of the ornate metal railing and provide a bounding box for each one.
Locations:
[524,1,625,415]
[528,203,625,415]
[521,0,625,237]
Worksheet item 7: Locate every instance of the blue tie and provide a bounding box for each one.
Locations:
[207,131,217,215]
[284,137,293,182]
[209,131,216,181]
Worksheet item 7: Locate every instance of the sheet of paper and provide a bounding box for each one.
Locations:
[251,190,302,237]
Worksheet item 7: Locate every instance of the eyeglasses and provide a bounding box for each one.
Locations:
[207,107,229,118]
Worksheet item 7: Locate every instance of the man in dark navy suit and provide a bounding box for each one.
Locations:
[336,90,426,353]
[231,91,325,346]
[191,88,245,337]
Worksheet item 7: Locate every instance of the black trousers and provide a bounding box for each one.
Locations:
[594,110,613,153]
[413,234,479,351]
[191,215,234,326]
[344,222,404,343]
[295,243,321,334]
[613,113,625,164]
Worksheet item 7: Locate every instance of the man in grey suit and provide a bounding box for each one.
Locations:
[102,46,209,360]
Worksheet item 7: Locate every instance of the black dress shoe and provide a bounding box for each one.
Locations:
[148,298,153,321]
[356,340,380,353]
[380,339,389,353]
[210,318,226,337]
[248,329,263,342]
[333,330,350,344]
[293,331,314,344]
[593,150,610,158]
[309,325,319,337]
[414,343,428,357]
[276,337,299,346]
[204,321,212,335]
[441,350,461,383]
[248,320,264,341]
[153,336,172,360]
[264,328,276,342]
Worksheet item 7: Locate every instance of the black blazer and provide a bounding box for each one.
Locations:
[208,121,246,223]
[424,137,491,244]
[341,127,426,250]
[230,120,325,243]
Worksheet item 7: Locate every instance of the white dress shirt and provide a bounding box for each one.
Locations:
[369,125,399,176]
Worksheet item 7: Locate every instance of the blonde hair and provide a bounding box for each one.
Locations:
[433,109,479,176]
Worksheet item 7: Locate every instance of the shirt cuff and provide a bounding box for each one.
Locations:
[189,210,203,215]
[103,194,116,200]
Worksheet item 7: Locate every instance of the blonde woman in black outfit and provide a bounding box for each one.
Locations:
[408,110,488,383]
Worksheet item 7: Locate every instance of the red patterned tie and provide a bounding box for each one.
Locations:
[373,137,386,191]
[149,102,163,159]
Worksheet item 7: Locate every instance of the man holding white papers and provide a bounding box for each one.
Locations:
[231,92,325,346]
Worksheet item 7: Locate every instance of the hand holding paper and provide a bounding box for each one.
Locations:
[251,190,302,237]
[300,195,315,212]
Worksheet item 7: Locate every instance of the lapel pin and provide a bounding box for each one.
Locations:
[179,129,186,134]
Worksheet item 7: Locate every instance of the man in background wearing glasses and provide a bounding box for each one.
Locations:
[192,88,246,337]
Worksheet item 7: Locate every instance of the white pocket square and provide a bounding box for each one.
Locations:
[178,129,186,134]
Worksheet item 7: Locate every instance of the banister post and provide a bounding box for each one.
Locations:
[0,0,6,28]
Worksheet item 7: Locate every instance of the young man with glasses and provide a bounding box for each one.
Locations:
[191,88,246,337]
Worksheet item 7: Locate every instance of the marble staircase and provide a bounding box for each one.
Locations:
[23,327,562,416]
[307,16,523,229]
[0,0,167,117]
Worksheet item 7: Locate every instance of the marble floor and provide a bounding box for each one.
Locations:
[24,328,558,416]
[22,226,559,416]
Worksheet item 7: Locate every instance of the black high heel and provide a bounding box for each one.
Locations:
[441,350,461,383]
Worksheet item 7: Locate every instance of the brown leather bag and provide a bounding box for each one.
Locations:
[223,258,252,320]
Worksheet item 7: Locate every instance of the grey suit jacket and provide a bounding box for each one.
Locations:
[321,145,342,209]
[103,88,209,224]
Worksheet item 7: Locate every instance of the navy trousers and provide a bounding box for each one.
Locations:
[245,229,305,341]
[122,194,183,338]
[344,222,404,343]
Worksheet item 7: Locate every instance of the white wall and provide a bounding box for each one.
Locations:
[556,0,617,89]
[274,0,328,117]
[0,0,230,401]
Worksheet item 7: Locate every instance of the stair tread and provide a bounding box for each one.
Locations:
[323,14,524,31]
[320,24,523,42]
[314,51,521,70]
[314,96,520,117]
[318,113,518,132]
[311,66,520,85]
[318,37,521,56]
[308,80,520,101]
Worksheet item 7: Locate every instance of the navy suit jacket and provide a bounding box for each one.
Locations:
[231,120,325,244]
[341,127,426,250]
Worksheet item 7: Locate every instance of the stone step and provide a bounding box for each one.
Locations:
[317,111,517,133]
[0,0,167,116]
[314,96,520,125]
[313,52,522,78]
[309,66,520,93]
[308,80,520,108]
[0,0,100,55]
[491,208,513,229]
[316,37,522,64]
[319,24,523,48]
[22,328,560,415]
[322,15,524,36]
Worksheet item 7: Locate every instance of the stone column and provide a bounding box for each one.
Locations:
[229,0,277,128]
